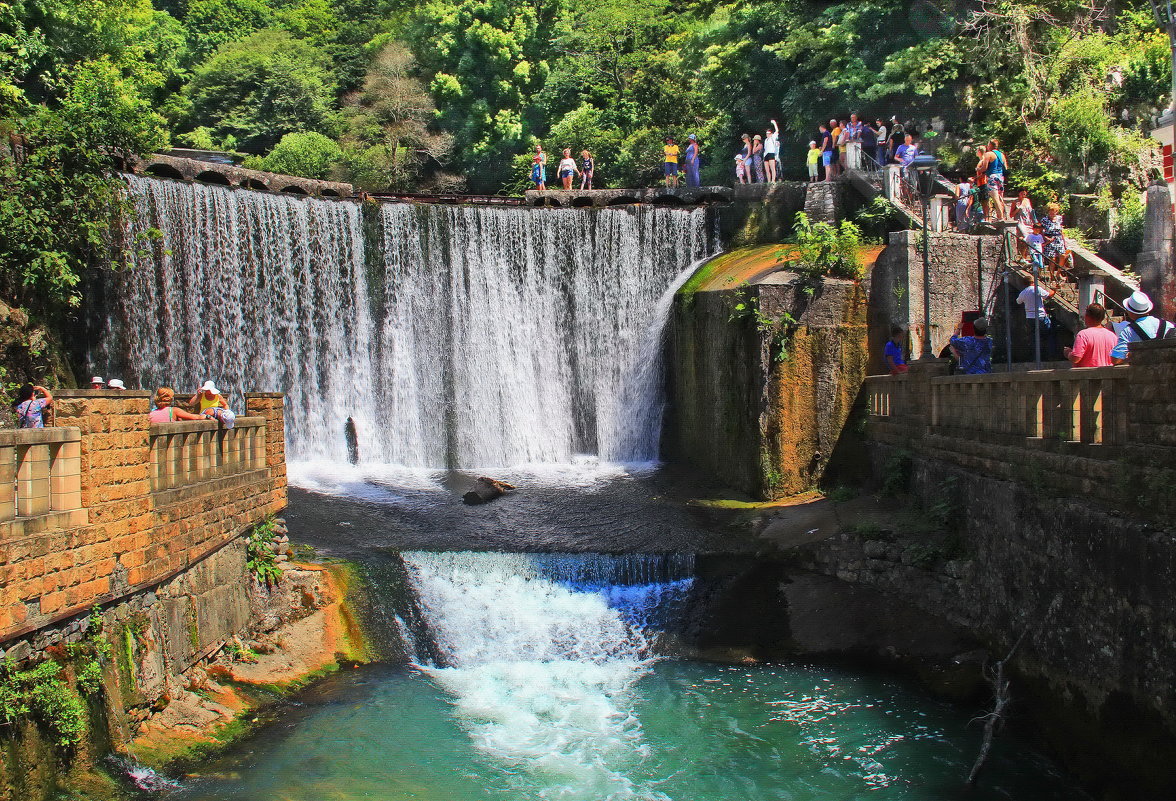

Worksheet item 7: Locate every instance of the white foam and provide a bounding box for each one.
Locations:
[402,552,673,801]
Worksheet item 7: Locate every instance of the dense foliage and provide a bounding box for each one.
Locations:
[0,0,1171,316]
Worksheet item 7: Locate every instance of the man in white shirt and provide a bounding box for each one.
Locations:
[1016,283,1054,323]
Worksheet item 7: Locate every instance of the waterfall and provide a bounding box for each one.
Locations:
[102,177,713,469]
[398,551,694,801]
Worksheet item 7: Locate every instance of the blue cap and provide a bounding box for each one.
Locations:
[688,134,697,140]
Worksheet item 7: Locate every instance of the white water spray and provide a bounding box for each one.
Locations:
[400,552,694,801]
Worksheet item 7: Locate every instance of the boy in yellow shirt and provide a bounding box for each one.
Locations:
[663,137,680,187]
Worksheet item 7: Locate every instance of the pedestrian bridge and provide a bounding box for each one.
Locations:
[524,186,734,207]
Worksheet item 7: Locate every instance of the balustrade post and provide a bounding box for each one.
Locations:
[0,444,15,522]
[49,440,81,511]
[16,443,50,517]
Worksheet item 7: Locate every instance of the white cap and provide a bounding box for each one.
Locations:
[108,379,126,390]
[1124,290,1154,315]
[91,376,104,385]
[200,380,220,395]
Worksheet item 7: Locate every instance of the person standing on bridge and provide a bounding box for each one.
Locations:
[979,139,1008,221]
[684,134,701,187]
[763,120,780,182]
[531,145,547,191]
[558,149,578,190]
[579,150,594,189]
[806,141,821,182]
[750,134,765,183]
[663,137,680,188]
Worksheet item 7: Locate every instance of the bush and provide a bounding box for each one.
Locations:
[262,131,342,179]
[789,212,865,280]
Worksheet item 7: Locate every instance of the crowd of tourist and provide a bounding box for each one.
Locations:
[884,288,1174,377]
[11,377,237,429]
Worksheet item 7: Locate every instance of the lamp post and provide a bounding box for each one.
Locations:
[911,154,940,360]
[1150,0,1176,184]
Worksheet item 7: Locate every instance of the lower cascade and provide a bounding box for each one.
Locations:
[398,552,693,801]
[100,176,714,468]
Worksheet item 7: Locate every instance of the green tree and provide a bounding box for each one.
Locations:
[182,0,274,62]
[181,29,337,152]
[261,130,342,178]
[407,0,559,191]
[0,57,167,315]
[339,42,454,191]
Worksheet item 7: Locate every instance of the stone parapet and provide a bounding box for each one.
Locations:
[864,338,1176,507]
[131,153,353,199]
[0,393,287,642]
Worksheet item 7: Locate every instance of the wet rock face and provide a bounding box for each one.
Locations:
[798,449,1176,799]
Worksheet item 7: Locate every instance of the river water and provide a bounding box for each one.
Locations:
[104,179,1087,800]
[169,546,1086,801]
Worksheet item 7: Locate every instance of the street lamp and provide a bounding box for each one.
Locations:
[911,154,940,360]
[1150,0,1176,183]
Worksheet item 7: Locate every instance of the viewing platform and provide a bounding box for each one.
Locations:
[0,391,287,642]
[863,338,1176,507]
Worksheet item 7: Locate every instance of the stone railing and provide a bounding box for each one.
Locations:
[0,391,287,642]
[863,338,1176,501]
[149,418,267,492]
[0,427,86,538]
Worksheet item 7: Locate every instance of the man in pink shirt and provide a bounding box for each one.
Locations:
[1064,303,1118,368]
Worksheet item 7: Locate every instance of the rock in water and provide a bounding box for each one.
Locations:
[462,477,517,505]
[345,417,360,465]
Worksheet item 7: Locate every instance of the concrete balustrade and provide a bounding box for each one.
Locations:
[863,338,1176,501]
[149,418,266,491]
[0,391,286,643]
[0,428,86,538]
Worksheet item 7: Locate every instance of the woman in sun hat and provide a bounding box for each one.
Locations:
[191,381,236,428]
[190,381,227,413]
[108,379,126,390]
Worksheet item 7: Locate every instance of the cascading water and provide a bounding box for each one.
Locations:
[397,552,695,801]
[101,177,713,470]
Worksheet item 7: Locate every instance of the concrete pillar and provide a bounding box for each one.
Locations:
[1138,182,1175,319]
[929,197,948,232]
[1078,274,1105,311]
[49,440,81,512]
[846,142,862,171]
[17,444,50,517]
[883,165,902,200]
[0,445,15,522]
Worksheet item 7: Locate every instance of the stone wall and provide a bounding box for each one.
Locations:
[0,391,287,643]
[664,270,869,498]
[852,339,1176,797]
[133,153,352,198]
[867,231,1000,371]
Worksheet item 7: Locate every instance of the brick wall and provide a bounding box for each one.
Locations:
[0,391,287,641]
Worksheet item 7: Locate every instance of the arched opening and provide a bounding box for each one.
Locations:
[652,195,685,206]
[606,196,639,207]
[280,185,308,195]
[700,193,730,205]
[570,197,595,208]
[244,178,269,192]
[320,188,340,197]
[145,163,184,180]
[195,170,232,186]
[540,197,563,208]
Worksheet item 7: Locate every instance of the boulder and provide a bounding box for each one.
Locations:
[462,477,517,505]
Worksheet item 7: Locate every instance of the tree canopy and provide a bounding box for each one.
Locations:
[0,0,1171,317]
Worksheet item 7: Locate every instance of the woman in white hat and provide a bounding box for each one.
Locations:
[108,379,126,390]
[190,381,227,414]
